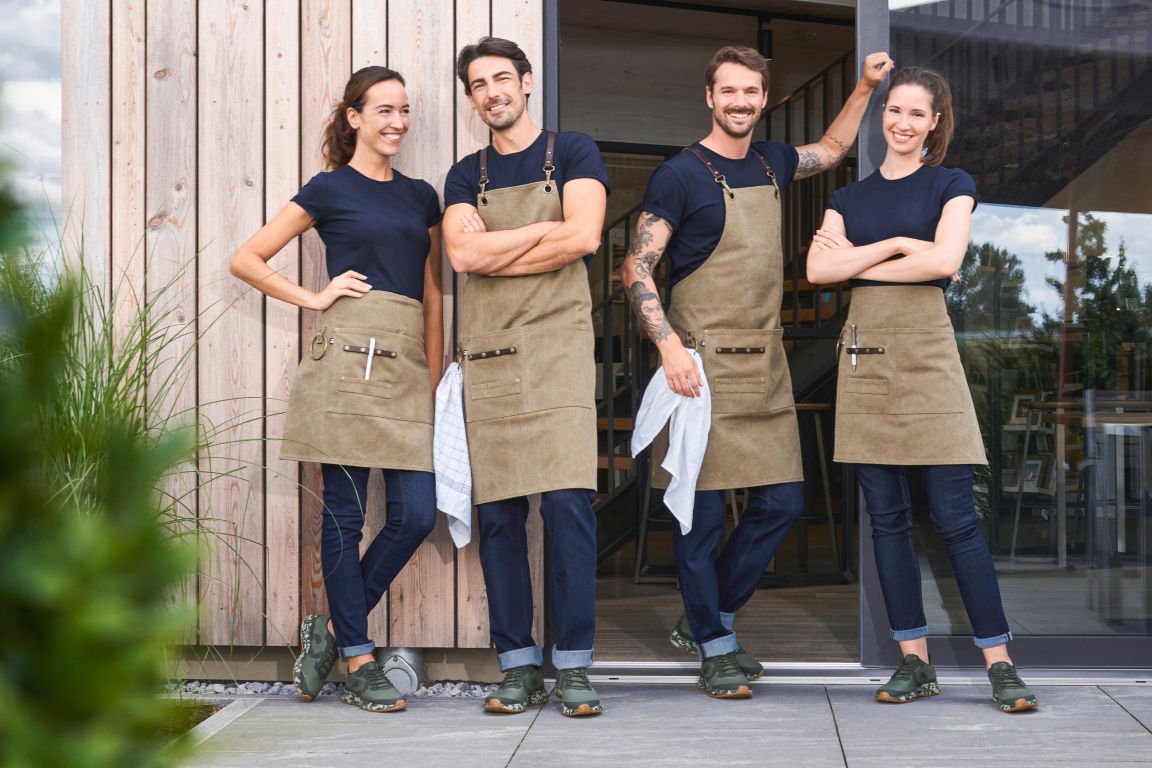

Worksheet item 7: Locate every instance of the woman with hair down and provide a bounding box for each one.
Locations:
[231,66,443,713]
[807,67,1039,713]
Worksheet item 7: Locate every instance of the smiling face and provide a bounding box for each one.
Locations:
[706,62,769,140]
[347,79,409,158]
[882,83,940,160]
[465,55,532,131]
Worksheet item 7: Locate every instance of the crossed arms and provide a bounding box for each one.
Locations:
[443,178,606,276]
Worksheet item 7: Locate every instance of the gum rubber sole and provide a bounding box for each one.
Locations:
[341,693,406,713]
[997,697,1039,713]
[875,682,941,704]
[483,692,548,714]
[554,690,603,717]
[698,681,752,699]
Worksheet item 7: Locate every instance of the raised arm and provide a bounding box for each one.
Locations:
[854,195,974,282]
[489,178,607,276]
[423,223,445,392]
[620,212,700,398]
[442,202,561,275]
[793,52,894,180]
[230,201,370,310]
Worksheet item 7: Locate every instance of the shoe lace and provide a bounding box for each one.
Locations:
[714,652,743,677]
[990,665,1024,688]
[499,666,531,689]
[891,656,921,681]
[360,664,392,688]
[560,669,592,690]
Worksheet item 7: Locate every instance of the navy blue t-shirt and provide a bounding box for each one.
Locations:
[292,164,442,302]
[827,165,977,291]
[640,141,799,287]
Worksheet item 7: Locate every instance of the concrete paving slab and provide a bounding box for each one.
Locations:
[828,685,1152,765]
[1101,686,1152,734]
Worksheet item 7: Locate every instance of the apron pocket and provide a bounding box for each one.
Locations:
[703,328,791,415]
[844,376,888,395]
[463,328,527,422]
[325,327,431,423]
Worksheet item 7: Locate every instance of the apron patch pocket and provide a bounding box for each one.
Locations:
[713,377,768,394]
[470,378,522,401]
[843,376,888,396]
[703,328,791,414]
[328,377,394,419]
[462,328,527,422]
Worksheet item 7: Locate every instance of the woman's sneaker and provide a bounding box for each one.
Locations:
[875,654,940,703]
[341,661,406,712]
[554,668,603,716]
[697,651,753,698]
[988,662,1039,712]
[293,614,338,701]
[483,665,548,713]
[670,615,763,680]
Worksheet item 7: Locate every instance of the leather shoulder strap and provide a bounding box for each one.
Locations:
[683,145,733,198]
[750,149,780,198]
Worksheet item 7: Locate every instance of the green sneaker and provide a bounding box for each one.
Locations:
[293,614,338,701]
[670,615,763,680]
[341,661,406,712]
[483,664,548,714]
[697,651,752,699]
[553,668,603,717]
[875,654,940,703]
[988,662,1039,713]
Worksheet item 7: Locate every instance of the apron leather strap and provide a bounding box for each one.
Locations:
[478,145,490,205]
[684,145,734,199]
[478,130,558,202]
[750,149,781,199]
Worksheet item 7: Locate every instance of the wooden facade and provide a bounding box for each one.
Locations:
[62,0,548,649]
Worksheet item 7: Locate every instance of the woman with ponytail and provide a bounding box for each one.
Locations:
[807,67,1039,713]
[230,66,443,713]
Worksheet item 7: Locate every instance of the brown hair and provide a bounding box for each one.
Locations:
[321,66,406,170]
[456,37,532,95]
[705,46,770,93]
[888,67,954,166]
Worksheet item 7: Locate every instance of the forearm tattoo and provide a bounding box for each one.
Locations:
[795,149,824,179]
[624,213,674,342]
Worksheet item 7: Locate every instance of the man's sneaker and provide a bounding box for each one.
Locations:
[341,661,406,712]
[988,661,1039,713]
[875,654,940,703]
[670,615,763,680]
[293,614,338,701]
[553,668,603,717]
[697,651,753,698]
[483,665,548,714]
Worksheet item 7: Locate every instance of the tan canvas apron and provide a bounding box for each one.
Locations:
[459,132,597,504]
[280,290,434,471]
[652,147,804,491]
[834,285,986,465]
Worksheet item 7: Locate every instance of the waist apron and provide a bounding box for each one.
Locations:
[280,290,434,470]
[459,132,597,504]
[652,147,803,491]
[834,285,986,465]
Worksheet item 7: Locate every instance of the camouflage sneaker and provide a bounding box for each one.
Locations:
[875,654,940,703]
[293,614,338,701]
[483,665,548,714]
[670,615,763,680]
[988,662,1039,713]
[697,651,753,699]
[553,668,603,717]
[341,661,406,712]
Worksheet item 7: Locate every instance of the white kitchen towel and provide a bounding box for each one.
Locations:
[434,362,472,548]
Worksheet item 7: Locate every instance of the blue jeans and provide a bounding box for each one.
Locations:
[477,489,597,671]
[673,482,804,658]
[320,464,436,657]
[856,464,1012,648]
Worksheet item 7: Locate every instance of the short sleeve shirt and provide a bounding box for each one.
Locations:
[640,141,800,287]
[292,164,442,302]
[827,165,977,291]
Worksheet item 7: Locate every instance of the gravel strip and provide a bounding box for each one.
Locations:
[171,680,498,698]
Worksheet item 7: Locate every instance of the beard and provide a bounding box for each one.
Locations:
[714,107,762,139]
[481,97,525,130]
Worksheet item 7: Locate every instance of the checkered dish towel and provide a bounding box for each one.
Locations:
[434,362,473,548]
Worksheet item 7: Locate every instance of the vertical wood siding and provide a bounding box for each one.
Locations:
[63,0,548,650]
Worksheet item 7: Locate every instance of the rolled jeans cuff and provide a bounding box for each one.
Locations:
[889,625,929,642]
[973,631,1013,649]
[497,645,543,672]
[552,646,594,670]
[340,641,375,658]
[719,611,736,632]
[700,632,739,660]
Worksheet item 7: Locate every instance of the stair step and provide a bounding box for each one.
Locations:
[597,417,634,431]
[780,305,838,325]
[782,278,851,293]
[598,454,634,470]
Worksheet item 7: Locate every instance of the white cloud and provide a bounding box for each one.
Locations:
[0,0,61,82]
[970,204,1067,257]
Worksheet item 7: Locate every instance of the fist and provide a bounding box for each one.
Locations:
[860,52,895,88]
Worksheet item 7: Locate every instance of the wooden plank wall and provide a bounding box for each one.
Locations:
[62,0,547,651]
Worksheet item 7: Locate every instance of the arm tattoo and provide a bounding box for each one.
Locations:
[824,132,850,158]
[794,149,824,180]
[628,281,674,343]
[623,212,674,342]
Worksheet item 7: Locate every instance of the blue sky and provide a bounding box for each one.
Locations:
[0,0,61,237]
